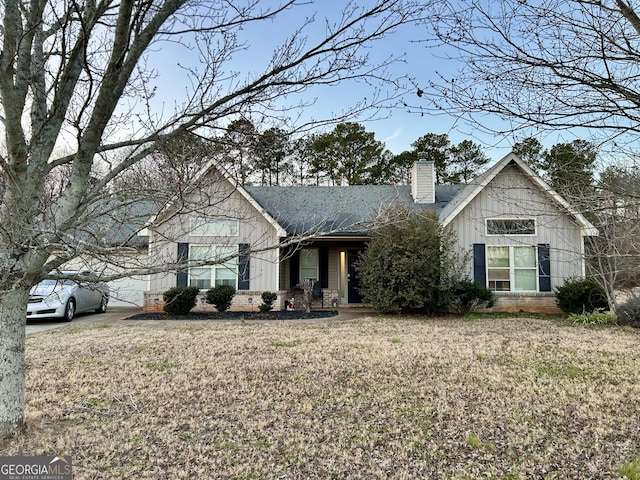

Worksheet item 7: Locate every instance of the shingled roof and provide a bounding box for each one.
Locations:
[245,184,462,236]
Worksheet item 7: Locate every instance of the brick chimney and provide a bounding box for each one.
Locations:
[411,154,435,204]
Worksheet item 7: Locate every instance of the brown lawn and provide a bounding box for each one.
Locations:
[2,316,640,479]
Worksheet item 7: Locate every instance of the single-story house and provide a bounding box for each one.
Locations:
[143,152,597,313]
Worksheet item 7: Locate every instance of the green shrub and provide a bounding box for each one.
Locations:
[555,277,608,314]
[616,296,640,328]
[449,279,495,315]
[163,286,200,315]
[567,312,616,325]
[259,291,278,313]
[356,208,465,314]
[206,285,236,312]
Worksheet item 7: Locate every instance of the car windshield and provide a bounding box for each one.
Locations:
[37,279,74,287]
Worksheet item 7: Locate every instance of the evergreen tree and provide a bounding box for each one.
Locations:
[543,140,597,202]
[410,133,451,184]
[254,127,290,186]
[512,137,545,174]
[449,139,489,184]
[220,119,259,185]
[310,122,386,185]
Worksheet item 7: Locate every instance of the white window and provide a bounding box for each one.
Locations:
[487,246,537,292]
[189,245,238,289]
[190,218,239,237]
[486,219,536,236]
[300,248,319,281]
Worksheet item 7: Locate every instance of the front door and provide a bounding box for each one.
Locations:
[347,249,363,304]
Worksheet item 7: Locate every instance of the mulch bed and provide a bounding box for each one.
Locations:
[126,309,339,321]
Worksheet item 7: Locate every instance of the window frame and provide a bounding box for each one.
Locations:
[190,218,239,237]
[485,218,536,236]
[188,244,238,290]
[299,248,319,282]
[486,245,538,292]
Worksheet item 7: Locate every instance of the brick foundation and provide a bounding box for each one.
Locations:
[478,292,562,314]
[144,290,558,314]
[144,288,341,313]
[144,290,290,313]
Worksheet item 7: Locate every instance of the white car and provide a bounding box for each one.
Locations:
[27,271,109,322]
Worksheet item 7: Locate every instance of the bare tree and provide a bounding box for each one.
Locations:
[416,0,640,313]
[0,0,430,438]
[586,164,640,315]
[420,0,640,145]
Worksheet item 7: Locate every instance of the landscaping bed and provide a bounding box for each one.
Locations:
[126,309,339,321]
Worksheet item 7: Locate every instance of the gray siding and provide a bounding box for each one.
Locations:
[149,173,281,292]
[449,164,585,289]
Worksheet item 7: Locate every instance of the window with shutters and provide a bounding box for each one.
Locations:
[487,246,537,292]
[188,245,238,289]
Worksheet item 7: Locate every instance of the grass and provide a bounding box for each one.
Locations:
[3,315,640,479]
[568,312,617,325]
[620,459,640,480]
[465,432,482,449]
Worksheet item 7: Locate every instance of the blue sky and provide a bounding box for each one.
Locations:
[142,2,574,161]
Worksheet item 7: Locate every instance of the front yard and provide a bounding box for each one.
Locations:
[2,316,640,479]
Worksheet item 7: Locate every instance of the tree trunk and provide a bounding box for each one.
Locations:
[0,288,28,438]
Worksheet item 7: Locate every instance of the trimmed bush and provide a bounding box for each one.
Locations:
[163,286,200,315]
[206,285,236,312]
[555,277,608,314]
[259,291,278,313]
[449,280,495,315]
[617,296,640,328]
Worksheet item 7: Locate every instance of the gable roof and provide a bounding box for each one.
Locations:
[438,152,599,236]
[145,157,288,238]
[141,152,596,240]
[245,184,462,236]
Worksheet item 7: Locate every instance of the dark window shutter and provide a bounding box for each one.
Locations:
[319,247,329,288]
[473,243,486,286]
[290,250,300,287]
[177,243,189,287]
[238,243,250,290]
[538,243,551,292]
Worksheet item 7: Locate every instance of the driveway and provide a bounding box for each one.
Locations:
[26,306,142,334]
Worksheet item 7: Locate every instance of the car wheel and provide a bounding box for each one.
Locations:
[96,295,108,314]
[64,299,75,322]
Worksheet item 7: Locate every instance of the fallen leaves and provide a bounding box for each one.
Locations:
[2,316,639,479]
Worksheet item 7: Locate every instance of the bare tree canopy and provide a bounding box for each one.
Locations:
[419,0,640,145]
[0,0,430,438]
